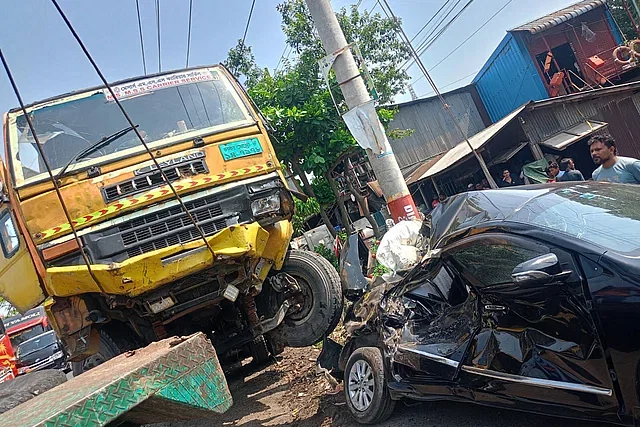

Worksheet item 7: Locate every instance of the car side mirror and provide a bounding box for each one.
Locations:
[512,253,572,286]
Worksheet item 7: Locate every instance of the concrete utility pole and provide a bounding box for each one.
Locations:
[305,0,419,223]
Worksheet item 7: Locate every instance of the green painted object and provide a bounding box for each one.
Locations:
[2,333,232,427]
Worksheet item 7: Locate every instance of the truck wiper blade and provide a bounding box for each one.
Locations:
[55,125,138,181]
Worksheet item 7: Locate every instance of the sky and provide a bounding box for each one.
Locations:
[0,0,580,142]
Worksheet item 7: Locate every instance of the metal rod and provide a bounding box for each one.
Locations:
[0,49,106,293]
[380,0,498,189]
[49,0,217,260]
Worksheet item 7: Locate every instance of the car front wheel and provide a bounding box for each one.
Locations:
[344,347,395,424]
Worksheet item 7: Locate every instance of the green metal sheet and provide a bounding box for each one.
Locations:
[2,333,232,427]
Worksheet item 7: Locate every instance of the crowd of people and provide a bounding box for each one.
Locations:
[490,134,639,190]
[425,134,640,213]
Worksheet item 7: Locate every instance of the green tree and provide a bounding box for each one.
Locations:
[609,0,640,41]
[225,0,413,233]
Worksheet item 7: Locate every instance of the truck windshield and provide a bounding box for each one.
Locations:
[16,331,57,358]
[9,324,45,348]
[10,67,251,185]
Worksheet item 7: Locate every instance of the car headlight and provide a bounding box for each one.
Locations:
[251,194,281,217]
[248,180,281,193]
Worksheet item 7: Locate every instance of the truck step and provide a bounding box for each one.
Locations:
[2,332,232,426]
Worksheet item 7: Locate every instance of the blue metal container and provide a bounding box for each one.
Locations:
[473,33,548,123]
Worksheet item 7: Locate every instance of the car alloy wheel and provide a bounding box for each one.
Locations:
[348,359,375,411]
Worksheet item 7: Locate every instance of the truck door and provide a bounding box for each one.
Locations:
[0,205,45,313]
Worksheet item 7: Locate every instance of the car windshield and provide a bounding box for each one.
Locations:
[16,331,57,358]
[10,67,251,185]
[9,324,45,348]
[509,185,640,256]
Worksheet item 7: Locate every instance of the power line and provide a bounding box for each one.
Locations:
[416,69,479,98]
[241,0,257,49]
[380,0,498,188]
[429,0,514,72]
[410,0,454,43]
[186,0,193,67]
[156,0,161,72]
[407,0,475,70]
[135,0,147,75]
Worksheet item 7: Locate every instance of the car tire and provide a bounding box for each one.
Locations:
[278,250,343,347]
[71,326,139,376]
[344,347,395,425]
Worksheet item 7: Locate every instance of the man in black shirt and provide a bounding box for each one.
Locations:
[558,158,585,182]
[499,169,521,187]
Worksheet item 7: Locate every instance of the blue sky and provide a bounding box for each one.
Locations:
[0,0,577,131]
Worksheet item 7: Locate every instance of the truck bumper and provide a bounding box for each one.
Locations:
[2,333,232,426]
[44,219,293,298]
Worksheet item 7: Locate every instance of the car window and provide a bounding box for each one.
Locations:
[448,238,548,286]
[406,262,469,307]
[0,212,19,258]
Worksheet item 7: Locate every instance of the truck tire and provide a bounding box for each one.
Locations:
[278,250,343,347]
[0,370,67,414]
[71,326,139,376]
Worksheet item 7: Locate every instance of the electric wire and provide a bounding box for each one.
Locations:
[156,0,161,72]
[380,0,498,188]
[135,0,147,75]
[186,0,193,67]
[49,0,218,260]
[409,0,454,43]
[241,0,257,49]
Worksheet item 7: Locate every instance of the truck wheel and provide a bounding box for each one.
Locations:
[71,327,139,376]
[278,250,343,347]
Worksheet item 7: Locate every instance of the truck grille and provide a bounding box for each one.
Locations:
[119,194,235,258]
[102,159,208,202]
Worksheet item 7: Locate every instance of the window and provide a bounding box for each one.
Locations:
[0,213,19,258]
[448,237,547,287]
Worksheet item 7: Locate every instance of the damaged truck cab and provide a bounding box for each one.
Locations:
[0,65,342,372]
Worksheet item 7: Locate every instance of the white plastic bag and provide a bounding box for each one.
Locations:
[376,220,423,282]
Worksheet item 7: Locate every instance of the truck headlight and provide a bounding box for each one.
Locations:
[251,194,281,217]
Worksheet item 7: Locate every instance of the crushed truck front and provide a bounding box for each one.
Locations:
[1,65,298,362]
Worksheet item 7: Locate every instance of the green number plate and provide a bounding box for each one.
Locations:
[219,138,263,161]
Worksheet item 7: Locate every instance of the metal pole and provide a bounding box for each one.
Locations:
[305,0,419,223]
[633,0,640,23]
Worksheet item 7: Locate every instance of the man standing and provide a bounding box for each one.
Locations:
[558,158,584,182]
[589,134,640,184]
[499,169,521,187]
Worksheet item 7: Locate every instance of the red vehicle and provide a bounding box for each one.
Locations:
[0,316,17,382]
[4,307,51,349]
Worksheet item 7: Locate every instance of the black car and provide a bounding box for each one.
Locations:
[16,331,67,375]
[331,182,640,425]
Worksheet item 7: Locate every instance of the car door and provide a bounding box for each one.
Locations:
[444,233,619,413]
[386,256,479,382]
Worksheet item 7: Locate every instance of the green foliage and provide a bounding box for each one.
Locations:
[224,40,264,87]
[314,243,339,271]
[293,197,321,236]
[226,0,412,197]
[609,0,640,41]
[370,238,390,278]
[310,176,336,206]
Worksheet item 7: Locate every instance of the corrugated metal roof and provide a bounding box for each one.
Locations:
[538,120,607,150]
[511,0,606,34]
[473,33,548,122]
[388,89,487,171]
[406,153,446,185]
[417,105,527,181]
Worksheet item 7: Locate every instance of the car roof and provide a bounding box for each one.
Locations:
[430,181,638,246]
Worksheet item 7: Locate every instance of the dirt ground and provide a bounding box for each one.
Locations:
[162,346,603,427]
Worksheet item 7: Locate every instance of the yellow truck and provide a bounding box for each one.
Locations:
[0,65,342,373]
